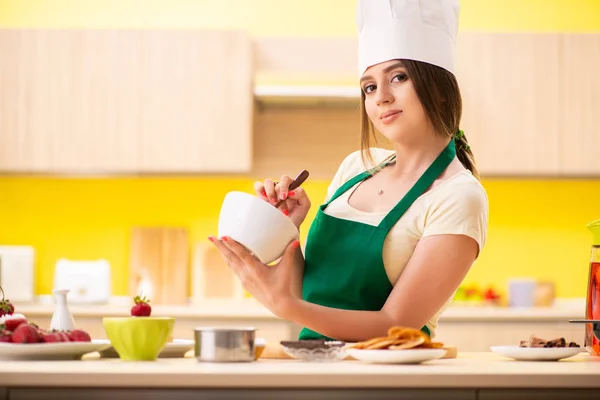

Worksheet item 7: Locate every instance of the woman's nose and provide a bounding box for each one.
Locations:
[375,85,394,106]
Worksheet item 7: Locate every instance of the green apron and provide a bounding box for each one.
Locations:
[299,139,456,341]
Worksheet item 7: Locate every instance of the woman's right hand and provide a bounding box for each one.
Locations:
[254,176,311,229]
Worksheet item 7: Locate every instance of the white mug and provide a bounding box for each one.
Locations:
[508,279,537,308]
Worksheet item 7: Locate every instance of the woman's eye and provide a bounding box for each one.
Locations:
[392,73,407,82]
[363,84,376,94]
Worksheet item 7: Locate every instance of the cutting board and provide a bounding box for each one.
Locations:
[260,342,458,360]
[129,226,189,305]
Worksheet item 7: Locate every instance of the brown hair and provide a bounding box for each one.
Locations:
[359,59,480,180]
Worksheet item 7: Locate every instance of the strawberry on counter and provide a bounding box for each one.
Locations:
[0,285,93,344]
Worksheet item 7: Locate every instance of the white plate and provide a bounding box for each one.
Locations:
[346,348,446,364]
[0,341,112,360]
[490,346,584,361]
[95,339,195,359]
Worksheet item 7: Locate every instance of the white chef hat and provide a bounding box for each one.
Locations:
[356,0,460,77]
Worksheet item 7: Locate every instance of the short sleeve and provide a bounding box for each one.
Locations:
[422,181,489,254]
[324,150,360,203]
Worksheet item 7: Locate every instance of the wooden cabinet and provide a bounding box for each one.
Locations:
[456,33,600,176]
[0,29,253,174]
[2,31,598,176]
[455,33,563,176]
[558,34,600,175]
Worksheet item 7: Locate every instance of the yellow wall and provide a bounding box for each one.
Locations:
[1,0,599,33]
[1,0,599,299]
[1,176,599,299]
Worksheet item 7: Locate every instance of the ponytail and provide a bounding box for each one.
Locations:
[453,130,480,180]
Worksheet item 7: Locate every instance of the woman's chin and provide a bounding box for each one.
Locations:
[375,128,406,144]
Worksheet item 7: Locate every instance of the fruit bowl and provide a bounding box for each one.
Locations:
[103,317,175,361]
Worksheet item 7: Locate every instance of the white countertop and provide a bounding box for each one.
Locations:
[0,353,599,389]
[13,298,586,322]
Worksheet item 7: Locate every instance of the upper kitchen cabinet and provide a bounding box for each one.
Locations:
[456,33,600,176]
[454,33,563,176]
[559,34,600,175]
[0,29,253,174]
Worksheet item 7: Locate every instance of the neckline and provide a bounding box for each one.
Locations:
[343,169,472,217]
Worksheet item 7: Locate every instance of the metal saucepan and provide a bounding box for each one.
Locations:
[194,327,256,362]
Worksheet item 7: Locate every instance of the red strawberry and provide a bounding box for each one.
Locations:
[0,285,14,318]
[69,329,91,342]
[50,330,71,342]
[131,295,151,317]
[11,323,41,343]
[41,333,61,343]
[0,330,11,343]
[5,317,27,331]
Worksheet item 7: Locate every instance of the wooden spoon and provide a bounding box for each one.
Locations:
[274,169,310,208]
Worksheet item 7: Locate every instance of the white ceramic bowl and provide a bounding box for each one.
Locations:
[218,191,299,264]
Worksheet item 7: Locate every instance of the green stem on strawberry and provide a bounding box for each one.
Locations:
[0,285,15,317]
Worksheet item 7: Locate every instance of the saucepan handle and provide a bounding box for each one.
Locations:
[569,319,600,341]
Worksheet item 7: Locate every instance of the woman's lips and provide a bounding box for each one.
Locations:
[380,110,402,124]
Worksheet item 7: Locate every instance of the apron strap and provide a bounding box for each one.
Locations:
[378,140,456,233]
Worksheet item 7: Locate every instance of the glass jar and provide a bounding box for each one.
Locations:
[585,245,600,355]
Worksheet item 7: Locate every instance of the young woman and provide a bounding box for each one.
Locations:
[209,0,488,342]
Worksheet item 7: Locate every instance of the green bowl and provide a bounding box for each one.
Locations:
[103,317,175,361]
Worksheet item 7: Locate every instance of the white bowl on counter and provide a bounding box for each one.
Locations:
[218,191,299,264]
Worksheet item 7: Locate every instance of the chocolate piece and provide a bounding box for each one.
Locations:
[544,338,566,348]
[520,335,580,348]
[521,335,547,348]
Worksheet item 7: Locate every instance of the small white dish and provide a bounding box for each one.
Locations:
[346,348,446,364]
[490,346,584,361]
[96,338,194,359]
[281,343,346,362]
[0,341,111,361]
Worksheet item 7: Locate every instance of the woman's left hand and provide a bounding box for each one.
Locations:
[208,236,300,316]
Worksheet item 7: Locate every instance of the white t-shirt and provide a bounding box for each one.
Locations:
[322,148,489,337]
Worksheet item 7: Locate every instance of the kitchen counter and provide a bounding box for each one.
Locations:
[12,300,587,353]
[12,299,588,353]
[0,353,598,400]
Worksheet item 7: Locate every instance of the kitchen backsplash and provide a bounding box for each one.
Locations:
[1,175,599,299]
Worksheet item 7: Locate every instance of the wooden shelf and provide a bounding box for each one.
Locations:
[254,85,360,105]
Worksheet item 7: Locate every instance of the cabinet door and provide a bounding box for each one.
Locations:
[0,29,253,174]
[456,33,562,176]
[134,30,253,173]
[0,31,55,173]
[559,34,600,175]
